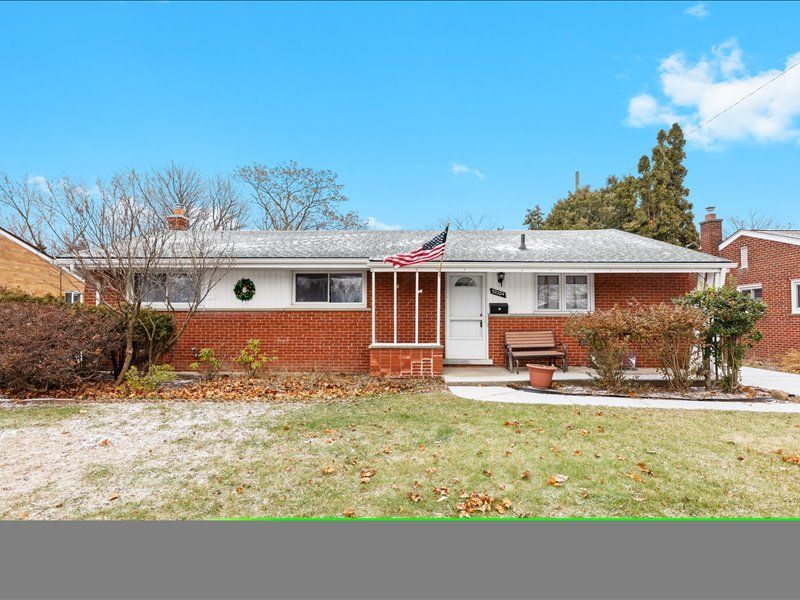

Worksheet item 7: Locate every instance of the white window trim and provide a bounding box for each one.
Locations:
[737,283,762,301]
[291,270,367,309]
[533,273,594,314]
[64,290,83,304]
[792,279,800,315]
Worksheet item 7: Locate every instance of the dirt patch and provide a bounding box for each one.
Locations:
[0,402,287,519]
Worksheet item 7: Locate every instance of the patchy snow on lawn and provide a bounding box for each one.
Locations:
[0,402,288,519]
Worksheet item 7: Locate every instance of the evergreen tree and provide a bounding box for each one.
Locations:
[523,204,545,229]
[629,124,698,248]
[529,124,700,248]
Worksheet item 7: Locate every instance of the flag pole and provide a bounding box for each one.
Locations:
[436,223,449,346]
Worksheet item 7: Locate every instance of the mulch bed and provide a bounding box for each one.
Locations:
[510,381,779,402]
[1,372,445,404]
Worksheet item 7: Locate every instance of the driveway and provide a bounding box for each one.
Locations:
[741,366,800,396]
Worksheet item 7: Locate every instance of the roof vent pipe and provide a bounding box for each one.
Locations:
[519,233,527,250]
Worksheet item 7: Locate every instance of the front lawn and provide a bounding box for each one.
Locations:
[2,392,800,519]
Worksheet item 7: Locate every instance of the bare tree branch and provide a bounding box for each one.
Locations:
[727,209,795,236]
[236,160,365,230]
[45,170,233,385]
[0,173,56,252]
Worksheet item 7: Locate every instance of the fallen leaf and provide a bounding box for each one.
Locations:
[580,489,590,499]
[626,472,643,482]
[520,470,531,480]
[548,474,568,487]
[407,492,422,503]
[321,465,336,475]
[573,450,583,456]
[504,450,513,457]
[596,425,605,433]
[54,502,63,508]
[343,509,356,518]
[382,446,392,455]
[579,429,589,436]
[637,462,654,476]
[781,456,800,465]
[108,494,120,501]
[434,486,450,501]
[99,438,109,447]
[483,469,493,477]
[359,467,377,483]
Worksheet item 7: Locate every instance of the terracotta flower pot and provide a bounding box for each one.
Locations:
[528,364,558,389]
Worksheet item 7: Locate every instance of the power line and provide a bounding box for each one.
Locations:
[621,55,800,176]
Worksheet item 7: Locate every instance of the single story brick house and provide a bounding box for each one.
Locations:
[699,208,800,362]
[77,225,731,377]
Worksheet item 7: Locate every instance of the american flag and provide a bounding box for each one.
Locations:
[384,226,449,268]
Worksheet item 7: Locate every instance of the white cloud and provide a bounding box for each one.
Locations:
[685,3,709,18]
[450,162,485,180]
[26,175,49,191]
[366,216,403,231]
[626,39,800,149]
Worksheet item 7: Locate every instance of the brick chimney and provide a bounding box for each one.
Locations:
[700,206,723,256]
[166,207,189,231]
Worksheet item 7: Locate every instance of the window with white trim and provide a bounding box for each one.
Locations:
[135,273,198,304]
[737,284,762,301]
[64,291,82,304]
[792,279,800,315]
[534,274,593,313]
[740,246,749,269]
[294,272,364,305]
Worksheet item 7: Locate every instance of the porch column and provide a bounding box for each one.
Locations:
[371,270,376,344]
[414,271,419,344]
[393,270,398,344]
[436,271,441,345]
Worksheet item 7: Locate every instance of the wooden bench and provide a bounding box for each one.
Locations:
[504,331,568,373]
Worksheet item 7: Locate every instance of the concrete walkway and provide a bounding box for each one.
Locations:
[448,385,800,413]
[741,366,800,396]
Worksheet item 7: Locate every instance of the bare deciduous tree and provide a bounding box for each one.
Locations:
[236,160,365,230]
[0,173,55,252]
[727,209,794,236]
[146,163,247,231]
[46,171,233,385]
[437,213,502,231]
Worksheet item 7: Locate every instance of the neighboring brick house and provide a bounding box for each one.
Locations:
[0,226,84,301]
[74,223,731,377]
[700,209,800,362]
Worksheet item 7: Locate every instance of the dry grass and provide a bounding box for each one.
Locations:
[780,350,800,375]
[2,392,800,519]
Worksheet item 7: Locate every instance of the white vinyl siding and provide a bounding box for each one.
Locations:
[489,272,594,314]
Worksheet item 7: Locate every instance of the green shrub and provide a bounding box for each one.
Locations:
[190,348,222,381]
[233,339,275,378]
[678,285,766,392]
[124,364,175,393]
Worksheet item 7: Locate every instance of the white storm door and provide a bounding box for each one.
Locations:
[446,274,486,360]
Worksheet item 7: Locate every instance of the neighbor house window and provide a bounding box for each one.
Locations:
[136,273,197,304]
[738,284,762,301]
[534,274,593,313]
[740,246,749,269]
[295,273,364,305]
[792,279,800,315]
[64,291,82,304]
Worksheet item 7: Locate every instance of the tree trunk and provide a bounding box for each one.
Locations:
[113,321,136,386]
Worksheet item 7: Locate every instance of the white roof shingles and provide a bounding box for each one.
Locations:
[172,229,729,264]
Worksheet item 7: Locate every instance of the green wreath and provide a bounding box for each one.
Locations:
[234,278,256,302]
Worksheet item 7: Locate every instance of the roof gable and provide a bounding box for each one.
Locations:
[719,230,800,251]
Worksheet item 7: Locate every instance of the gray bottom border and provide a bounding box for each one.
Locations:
[1,521,798,599]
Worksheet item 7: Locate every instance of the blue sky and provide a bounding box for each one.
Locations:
[1,1,799,231]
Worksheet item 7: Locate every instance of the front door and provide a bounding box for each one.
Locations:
[446,274,486,360]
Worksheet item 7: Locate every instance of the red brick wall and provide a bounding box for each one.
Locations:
[721,235,800,361]
[488,273,696,368]
[369,346,443,377]
[165,309,372,372]
[158,270,695,374]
